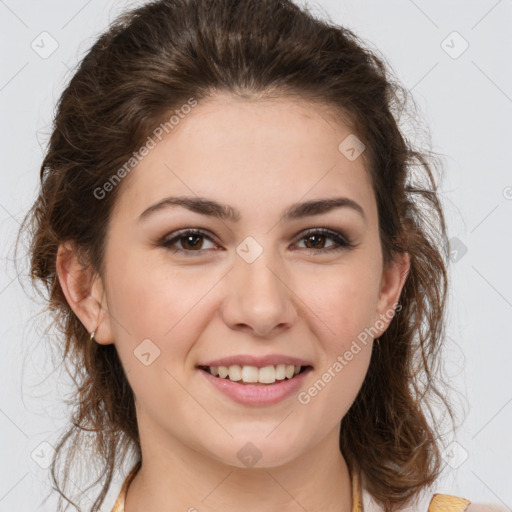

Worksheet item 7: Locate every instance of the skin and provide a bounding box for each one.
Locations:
[57,93,409,512]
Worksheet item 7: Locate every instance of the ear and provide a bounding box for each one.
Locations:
[56,241,114,345]
[373,251,410,337]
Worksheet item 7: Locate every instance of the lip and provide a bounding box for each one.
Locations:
[198,366,313,406]
[198,354,313,368]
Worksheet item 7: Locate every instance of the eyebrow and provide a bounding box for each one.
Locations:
[138,196,366,223]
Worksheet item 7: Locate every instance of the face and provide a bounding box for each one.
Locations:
[61,93,408,469]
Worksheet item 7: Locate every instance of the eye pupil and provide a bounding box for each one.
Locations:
[305,234,325,249]
[182,234,202,250]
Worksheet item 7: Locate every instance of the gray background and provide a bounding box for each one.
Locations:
[1,0,511,510]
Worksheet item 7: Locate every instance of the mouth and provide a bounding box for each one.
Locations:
[197,364,313,385]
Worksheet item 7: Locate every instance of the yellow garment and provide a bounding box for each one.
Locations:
[429,493,471,512]
[352,470,364,512]
[112,463,138,512]
[111,463,471,512]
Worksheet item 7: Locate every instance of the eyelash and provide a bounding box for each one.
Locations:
[159,228,354,256]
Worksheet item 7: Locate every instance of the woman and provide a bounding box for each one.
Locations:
[17,0,504,511]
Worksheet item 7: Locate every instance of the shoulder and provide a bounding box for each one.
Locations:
[466,504,510,512]
[359,472,507,512]
[359,474,434,511]
[430,493,509,512]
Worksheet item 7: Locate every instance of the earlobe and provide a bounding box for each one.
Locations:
[56,241,114,345]
[374,251,410,336]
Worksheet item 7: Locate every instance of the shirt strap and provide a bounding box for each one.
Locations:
[112,461,141,512]
[352,469,364,512]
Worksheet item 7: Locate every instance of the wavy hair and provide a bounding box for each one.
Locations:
[16,0,455,510]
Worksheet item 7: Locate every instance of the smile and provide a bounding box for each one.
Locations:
[197,364,313,406]
[198,364,312,385]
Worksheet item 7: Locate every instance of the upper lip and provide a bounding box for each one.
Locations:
[198,355,313,368]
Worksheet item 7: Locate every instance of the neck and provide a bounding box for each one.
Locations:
[125,418,353,512]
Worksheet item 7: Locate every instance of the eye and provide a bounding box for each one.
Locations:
[160,229,218,255]
[159,227,353,256]
[293,228,353,254]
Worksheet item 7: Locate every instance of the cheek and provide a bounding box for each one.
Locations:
[102,247,232,397]
[104,247,216,340]
[103,253,209,403]
[297,267,379,422]
[302,259,383,348]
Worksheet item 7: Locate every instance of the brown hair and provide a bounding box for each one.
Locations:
[16,0,455,510]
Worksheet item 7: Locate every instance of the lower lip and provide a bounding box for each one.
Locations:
[198,367,312,406]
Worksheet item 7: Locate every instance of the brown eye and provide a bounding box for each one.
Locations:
[179,233,205,250]
[295,228,353,254]
[161,229,217,254]
[303,233,329,249]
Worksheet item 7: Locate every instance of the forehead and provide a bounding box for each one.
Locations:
[112,94,376,224]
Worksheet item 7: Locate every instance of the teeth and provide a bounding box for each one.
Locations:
[207,364,303,384]
[258,365,275,384]
[241,365,258,383]
[229,365,242,381]
[275,364,286,380]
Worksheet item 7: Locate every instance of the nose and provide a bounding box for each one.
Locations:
[220,250,298,338]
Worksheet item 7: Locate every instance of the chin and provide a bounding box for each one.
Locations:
[203,433,305,470]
